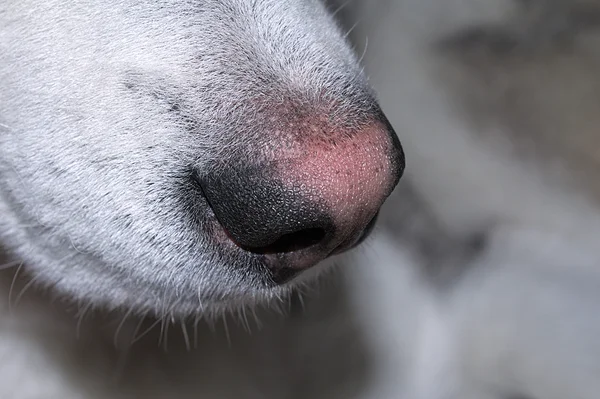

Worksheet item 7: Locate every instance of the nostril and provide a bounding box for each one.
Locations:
[194,167,334,252]
[241,227,326,254]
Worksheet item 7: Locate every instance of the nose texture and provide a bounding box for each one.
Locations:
[199,166,335,253]
[198,114,404,277]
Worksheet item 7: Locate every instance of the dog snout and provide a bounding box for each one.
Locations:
[198,112,404,281]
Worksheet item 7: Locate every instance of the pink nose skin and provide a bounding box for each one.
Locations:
[279,123,399,252]
[198,114,404,284]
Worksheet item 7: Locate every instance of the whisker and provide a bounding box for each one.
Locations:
[8,262,24,314]
[158,292,169,347]
[0,260,23,271]
[222,314,231,347]
[132,317,161,344]
[181,320,191,351]
[193,315,200,349]
[158,316,166,347]
[296,291,306,312]
[76,303,93,340]
[358,36,369,64]
[240,306,251,333]
[114,307,135,348]
[332,0,352,18]
[13,275,39,308]
[344,19,361,39]
[162,315,173,353]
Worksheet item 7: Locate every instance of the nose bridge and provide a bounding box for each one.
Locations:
[250,83,378,134]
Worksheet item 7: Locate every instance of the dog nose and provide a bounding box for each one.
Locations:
[198,116,404,278]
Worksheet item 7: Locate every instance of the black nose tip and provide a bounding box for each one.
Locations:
[197,165,335,254]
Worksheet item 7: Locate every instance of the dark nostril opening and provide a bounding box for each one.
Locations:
[241,228,326,254]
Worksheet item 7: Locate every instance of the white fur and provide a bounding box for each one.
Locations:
[3,0,600,398]
[0,1,382,397]
[0,0,369,316]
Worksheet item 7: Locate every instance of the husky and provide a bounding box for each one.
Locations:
[0,1,405,398]
[343,0,600,398]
